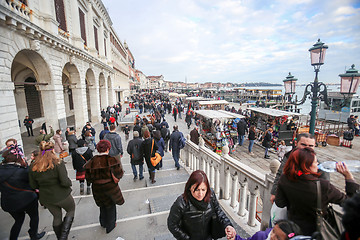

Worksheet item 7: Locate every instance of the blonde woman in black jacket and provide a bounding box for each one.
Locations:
[167,170,236,240]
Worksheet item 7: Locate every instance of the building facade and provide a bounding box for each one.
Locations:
[0,0,130,147]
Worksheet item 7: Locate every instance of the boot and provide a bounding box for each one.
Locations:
[80,182,84,195]
[59,216,74,240]
[150,172,156,184]
[86,186,91,195]
[29,230,46,240]
[53,225,62,239]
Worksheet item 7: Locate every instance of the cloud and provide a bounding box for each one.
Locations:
[103,0,360,84]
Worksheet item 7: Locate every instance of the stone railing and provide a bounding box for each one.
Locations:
[180,135,280,231]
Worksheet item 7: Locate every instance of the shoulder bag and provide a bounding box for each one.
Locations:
[315,180,342,240]
[150,139,162,167]
[210,197,226,239]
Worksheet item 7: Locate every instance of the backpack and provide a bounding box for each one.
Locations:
[178,133,186,149]
[131,141,143,161]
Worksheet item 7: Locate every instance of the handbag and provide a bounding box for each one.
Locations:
[59,151,69,159]
[210,199,226,239]
[315,180,342,240]
[150,139,162,167]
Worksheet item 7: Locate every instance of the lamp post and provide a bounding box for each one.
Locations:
[283,72,297,111]
[339,64,360,95]
[286,39,329,135]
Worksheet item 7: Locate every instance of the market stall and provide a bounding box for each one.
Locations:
[195,110,245,155]
[198,100,229,110]
[248,107,303,146]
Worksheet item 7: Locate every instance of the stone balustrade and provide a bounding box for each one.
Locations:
[180,135,280,231]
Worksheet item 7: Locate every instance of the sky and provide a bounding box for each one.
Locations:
[102,0,360,85]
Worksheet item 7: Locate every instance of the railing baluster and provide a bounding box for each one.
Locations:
[238,180,248,216]
[215,167,220,195]
[224,169,231,200]
[230,173,238,208]
[210,163,215,189]
[248,187,258,227]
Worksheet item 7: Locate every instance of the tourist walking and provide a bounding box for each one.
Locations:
[161,124,170,152]
[172,106,178,122]
[248,126,256,155]
[23,116,34,137]
[72,139,93,195]
[275,147,359,236]
[153,130,165,169]
[169,125,183,170]
[67,130,78,155]
[81,122,96,140]
[104,125,123,161]
[262,128,273,159]
[190,127,200,145]
[236,118,248,146]
[0,147,45,240]
[277,140,287,161]
[99,126,110,140]
[141,130,158,183]
[127,131,144,180]
[167,170,236,240]
[185,111,192,129]
[35,126,54,146]
[29,141,75,240]
[84,131,96,152]
[53,130,65,155]
[133,122,141,136]
[84,140,124,234]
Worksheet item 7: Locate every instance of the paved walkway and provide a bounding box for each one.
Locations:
[1,106,358,239]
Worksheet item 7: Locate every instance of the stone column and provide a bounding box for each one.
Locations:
[215,168,220,195]
[238,180,248,216]
[210,164,215,189]
[248,188,259,227]
[202,158,206,172]
[230,174,238,208]
[224,169,231,200]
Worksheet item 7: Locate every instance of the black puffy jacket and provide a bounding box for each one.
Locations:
[167,190,232,240]
[0,163,37,212]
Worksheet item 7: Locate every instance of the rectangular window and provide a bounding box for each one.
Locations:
[79,8,87,45]
[94,26,98,52]
[104,38,107,56]
[54,0,67,31]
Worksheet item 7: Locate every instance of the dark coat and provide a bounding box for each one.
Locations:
[29,161,72,205]
[67,134,78,150]
[248,129,256,140]
[141,138,158,171]
[262,131,272,148]
[72,147,93,172]
[133,124,141,135]
[237,120,248,135]
[0,164,37,212]
[275,174,359,236]
[169,130,183,151]
[155,137,165,157]
[84,155,124,207]
[167,190,232,240]
[161,127,170,140]
[127,137,144,165]
[190,128,200,145]
[104,132,123,156]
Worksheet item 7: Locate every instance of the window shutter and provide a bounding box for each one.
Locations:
[79,8,87,45]
[54,0,67,31]
[94,26,98,52]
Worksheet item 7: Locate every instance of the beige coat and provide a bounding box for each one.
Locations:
[53,134,64,153]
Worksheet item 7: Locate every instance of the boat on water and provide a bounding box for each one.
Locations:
[318,92,360,123]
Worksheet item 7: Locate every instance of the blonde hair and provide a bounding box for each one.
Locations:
[280,140,285,145]
[31,141,60,172]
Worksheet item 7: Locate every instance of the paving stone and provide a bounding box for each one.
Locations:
[149,194,180,213]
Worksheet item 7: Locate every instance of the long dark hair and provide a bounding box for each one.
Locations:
[183,170,211,203]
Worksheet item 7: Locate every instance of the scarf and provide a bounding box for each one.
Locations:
[188,191,209,211]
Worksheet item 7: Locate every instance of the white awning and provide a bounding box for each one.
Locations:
[195,110,244,119]
[198,100,229,105]
[248,107,303,117]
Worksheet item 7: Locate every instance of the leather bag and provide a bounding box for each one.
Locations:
[59,151,69,159]
[210,199,226,239]
[150,139,162,167]
[315,180,342,240]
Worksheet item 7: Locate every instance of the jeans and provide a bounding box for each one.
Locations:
[172,149,180,168]
[248,140,255,152]
[238,135,245,146]
[265,147,269,156]
[9,198,39,240]
[131,164,143,178]
[140,108,143,114]
[26,125,33,136]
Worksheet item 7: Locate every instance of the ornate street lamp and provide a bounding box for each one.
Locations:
[287,39,330,134]
[339,64,360,95]
[283,72,297,95]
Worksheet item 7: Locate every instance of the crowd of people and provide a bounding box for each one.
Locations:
[1,91,359,240]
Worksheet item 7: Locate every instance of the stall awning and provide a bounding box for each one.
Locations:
[248,107,303,117]
[185,97,207,101]
[198,100,229,105]
[195,110,244,119]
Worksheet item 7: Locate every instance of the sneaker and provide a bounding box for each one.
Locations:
[264,155,270,159]
[139,176,144,180]
[176,166,180,170]
[133,175,138,180]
